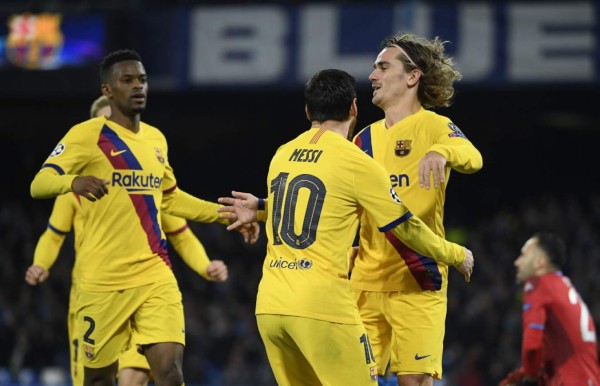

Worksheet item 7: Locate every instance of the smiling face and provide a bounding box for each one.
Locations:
[102,60,147,117]
[369,46,412,110]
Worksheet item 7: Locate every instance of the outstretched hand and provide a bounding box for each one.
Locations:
[72,176,109,201]
[455,247,474,282]
[217,191,259,231]
[25,264,49,285]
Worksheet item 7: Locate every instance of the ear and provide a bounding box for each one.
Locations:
[407,69,421,87]
[305,104,311,121]
[534,252,549,271]
[350,98,358,118]
[101,83,111,98]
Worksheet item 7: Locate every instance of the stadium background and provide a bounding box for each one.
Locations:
[1,1,599,385]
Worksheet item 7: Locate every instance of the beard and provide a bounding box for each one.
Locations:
[132,105,146,114]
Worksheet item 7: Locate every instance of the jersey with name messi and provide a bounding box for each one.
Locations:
[351,108,482,292]
[39,116,177,292]
[255,128,464,324]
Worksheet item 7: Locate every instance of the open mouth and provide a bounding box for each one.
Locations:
[132,93,145,103]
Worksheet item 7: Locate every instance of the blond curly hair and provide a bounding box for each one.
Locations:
[89,95,110,118]
[382,33,462,108]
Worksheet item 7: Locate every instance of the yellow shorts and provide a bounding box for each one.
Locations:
[257,314,378,386]
[76,279,185,368]
[118,334,151,372]
[354,289,447,379]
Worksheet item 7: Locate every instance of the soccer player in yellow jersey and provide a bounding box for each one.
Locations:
[216,69,474,386]
[351,33,483,386]
[25,95,229,386]
[29,49,257,386]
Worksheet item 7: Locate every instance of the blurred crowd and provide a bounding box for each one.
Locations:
[1,192,599,386]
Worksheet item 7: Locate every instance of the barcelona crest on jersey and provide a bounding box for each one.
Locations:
[394,139,412,157]
[155,147,164,163]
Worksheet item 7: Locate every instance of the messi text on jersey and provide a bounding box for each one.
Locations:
[288,148,323,163]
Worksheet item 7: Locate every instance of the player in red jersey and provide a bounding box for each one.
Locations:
[500,232,600,386]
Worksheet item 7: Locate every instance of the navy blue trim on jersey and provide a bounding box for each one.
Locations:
[48,222,69,235]
[378,211,413,232]
[42,163,65,175]
[354,126,373,158]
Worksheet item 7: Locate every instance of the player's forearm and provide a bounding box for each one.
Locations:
[429,143,483,174]
[30,169,77,199]
[167,228,211,280]
[162,189,228,225]
[33,228,67,269]
[386,214,464,266]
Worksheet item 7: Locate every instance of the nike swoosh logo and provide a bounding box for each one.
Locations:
[110,149,127,156]
[414,354,431,360]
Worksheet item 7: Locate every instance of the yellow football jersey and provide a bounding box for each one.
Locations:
[256,128,464,324]
[33,117,180,291]
[351,108,482,292]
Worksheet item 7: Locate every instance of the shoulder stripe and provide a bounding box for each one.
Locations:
[309,128,326,144]
[354,126,373,158]
[41,163,65,175]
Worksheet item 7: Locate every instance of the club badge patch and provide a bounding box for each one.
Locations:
[447,122,467,139]
[394,139,412,157]
[370,366,378,381]
[49,143,65,157]
[83,344,95,359]
[155,147,164,164]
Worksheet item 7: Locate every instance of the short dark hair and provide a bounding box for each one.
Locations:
[99,49,143,83]
[535,232,567,268]
[304,69,356,123]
